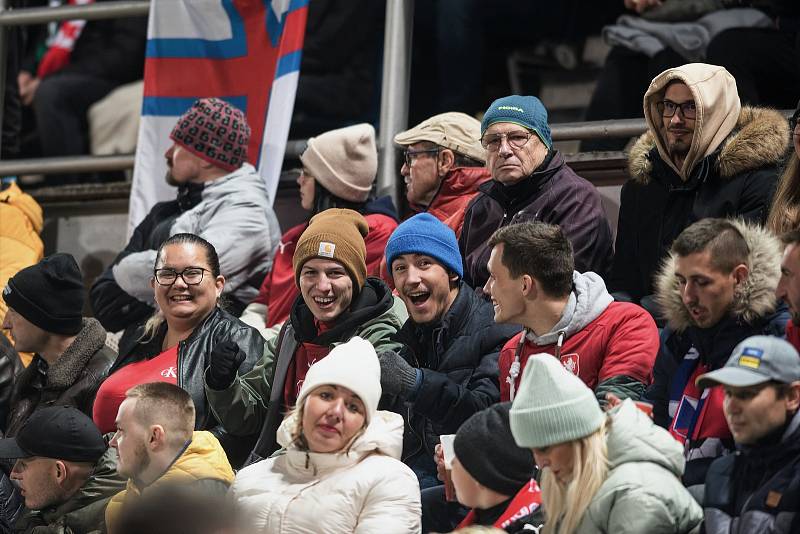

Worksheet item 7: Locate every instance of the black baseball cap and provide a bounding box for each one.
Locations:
[0,406,106,462]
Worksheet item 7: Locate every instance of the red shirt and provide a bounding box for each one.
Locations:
[499,302,658,401]
[456,479,542,530]
[92,346,179,433]
[787,321,800,354]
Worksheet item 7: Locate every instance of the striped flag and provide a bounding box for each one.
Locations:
[128,0,307,235]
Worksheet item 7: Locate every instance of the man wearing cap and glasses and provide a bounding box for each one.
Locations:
[0,406,125,533]
[393,112,490,237]
[458,95,613,290]
[610,63,787,314]
[698,336,800,533]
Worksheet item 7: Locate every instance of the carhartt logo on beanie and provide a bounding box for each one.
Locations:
[300,123,377,203]
[481,94,552,149]
[509,353,604,449]
[384,213,463,279]
[170,98,251,172]
[293,209,369,290]
[2,253,84,335]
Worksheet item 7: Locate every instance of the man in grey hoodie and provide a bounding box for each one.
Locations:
[484,221,659,403]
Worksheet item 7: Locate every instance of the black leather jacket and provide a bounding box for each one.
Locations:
[114,307,263,433]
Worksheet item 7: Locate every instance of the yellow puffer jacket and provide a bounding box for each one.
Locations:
[105,431,234,533]
[0,182,43,366]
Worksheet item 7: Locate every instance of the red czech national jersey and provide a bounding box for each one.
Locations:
[499,301,658,401]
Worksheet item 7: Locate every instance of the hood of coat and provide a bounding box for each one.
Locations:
[633,65,787,183]
[654,219,782,333]
[606,400,685,477]
[276,409,405,474]
[200,163,269,203]
[526,271,613,346]
[0,181,43,233]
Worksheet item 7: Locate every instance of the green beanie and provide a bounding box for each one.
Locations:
[509,353,605,449]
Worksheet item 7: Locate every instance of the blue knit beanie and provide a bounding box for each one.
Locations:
[481,95,552,149]
[385,213,463,279]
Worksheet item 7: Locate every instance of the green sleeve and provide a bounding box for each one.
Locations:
[205,334,279,436]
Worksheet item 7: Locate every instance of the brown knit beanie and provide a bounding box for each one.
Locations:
[293,209,369,290]
[300,123,377,202]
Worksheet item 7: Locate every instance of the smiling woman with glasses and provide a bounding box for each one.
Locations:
[767,101,800,234]
[92,233,265,465]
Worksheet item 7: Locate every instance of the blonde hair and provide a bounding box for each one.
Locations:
[541,419,610,534]
[768,153,800,235]
[286,389,368,455]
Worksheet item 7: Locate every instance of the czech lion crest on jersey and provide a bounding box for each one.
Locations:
[560,353,580,376]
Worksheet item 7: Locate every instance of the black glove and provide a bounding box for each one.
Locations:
[377,350,418,397]
[206,341,246,391]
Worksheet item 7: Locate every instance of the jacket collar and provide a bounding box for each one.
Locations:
[413,166,491,214]
[629,106,788,185]
[395,281,475,352]
[654,220,782,333]
[26,319,108,390]
[480,150,560,209]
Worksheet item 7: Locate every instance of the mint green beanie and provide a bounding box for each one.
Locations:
[509,353,605,449]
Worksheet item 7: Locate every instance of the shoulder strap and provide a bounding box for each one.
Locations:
[247,323,298,463]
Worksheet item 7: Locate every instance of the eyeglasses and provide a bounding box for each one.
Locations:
[657,100,697,119]
[480,131,534,152]
[403,148,439,166]
[153,267,209,286]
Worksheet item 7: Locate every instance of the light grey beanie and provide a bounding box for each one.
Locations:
[509,353,605,449]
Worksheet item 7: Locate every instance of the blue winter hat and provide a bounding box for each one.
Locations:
[385,213,463,279]
[481,95,552,149]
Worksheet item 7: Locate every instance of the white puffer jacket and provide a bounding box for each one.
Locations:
[231,410,421,534]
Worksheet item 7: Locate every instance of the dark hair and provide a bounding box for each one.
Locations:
[312,181,369,216]
[772,381,794,399]
[154,233,221,277]
[781,228,800,247]
[488,222,574,298]
[671,219,749,273]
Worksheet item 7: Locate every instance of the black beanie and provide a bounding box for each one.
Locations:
[2,253,84,335]
[453,402,535,497]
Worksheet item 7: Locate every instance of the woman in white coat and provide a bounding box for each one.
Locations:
[230,336,422,534]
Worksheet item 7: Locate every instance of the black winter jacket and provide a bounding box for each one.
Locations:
[610,106,786,302]
[0,336,21,434]
[381,283,519,470]
[113,308,263,436]
[703,410,800,534]
[458,150,613,290]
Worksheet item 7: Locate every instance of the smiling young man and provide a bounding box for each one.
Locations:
[458,95,613,290]
[484,221,658,404]
[697,336,800,533]
[204,209,407,458]
[380,213,518,493]
[610,64,786,308]
[646,218,789,494]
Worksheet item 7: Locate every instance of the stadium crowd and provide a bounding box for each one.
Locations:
[1,2,800,534]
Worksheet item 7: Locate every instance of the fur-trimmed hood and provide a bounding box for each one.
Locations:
[629,105,789,185]
[654,220,782,332]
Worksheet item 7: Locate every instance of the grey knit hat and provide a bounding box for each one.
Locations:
[509,353,605,449]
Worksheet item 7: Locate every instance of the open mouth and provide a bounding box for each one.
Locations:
[407,290,430,306]
[314,296,336,309]
[169,294,193,303]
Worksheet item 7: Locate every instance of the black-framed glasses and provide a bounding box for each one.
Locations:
[480,131,534,152]
[403,148,439,166]
[657,99,697,119]
[153,267,209,286]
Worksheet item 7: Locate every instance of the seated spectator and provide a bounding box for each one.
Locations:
[767,99,800,235]
[1,253,116,437]
[90,98,281,342]
[450,403,543,533]
[0,406,125,533]
[205,209,407,458]
[231,337,421,533]
[393,112,490,236]
[20,0,147,185]
[698,335,800,533]
[779,229,800,352]
[646,218,788,493]
[241,123,397,335]
[0,177,43,367]
[459,95,613,289]
[484,222,658,403]
[105,382,234,533]
[610,63,787,307]
[381,213,518,489]
[510,354,703,533]
[0,336,21,432]
[91,234,263,463]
